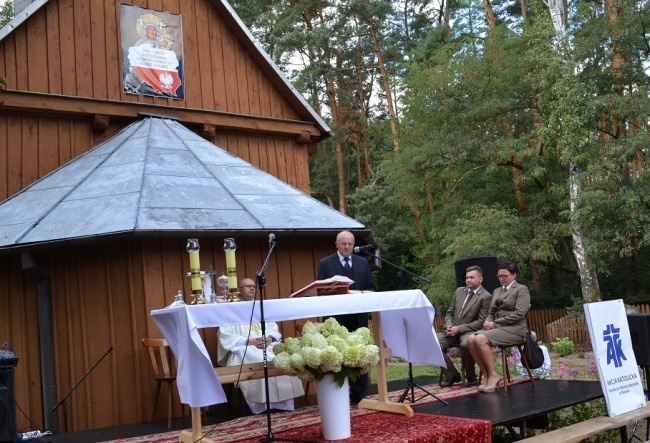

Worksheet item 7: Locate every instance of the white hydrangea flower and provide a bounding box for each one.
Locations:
[271,318,380,383]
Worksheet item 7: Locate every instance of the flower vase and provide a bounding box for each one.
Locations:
[314,373,351,440]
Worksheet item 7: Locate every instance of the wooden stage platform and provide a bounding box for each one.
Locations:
[412,379,604,439]
[43,377,605,442]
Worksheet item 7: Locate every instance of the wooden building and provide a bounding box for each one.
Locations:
[0,0,370,435]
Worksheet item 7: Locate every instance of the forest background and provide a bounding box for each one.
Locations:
[3,0,650,312]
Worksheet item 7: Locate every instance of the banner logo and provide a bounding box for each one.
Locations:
[603,324,627,367]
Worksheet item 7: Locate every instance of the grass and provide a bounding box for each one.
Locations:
[370,361,439,383]
[370,349,600,384]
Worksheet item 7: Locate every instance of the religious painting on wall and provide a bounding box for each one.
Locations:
[120,5,185,99]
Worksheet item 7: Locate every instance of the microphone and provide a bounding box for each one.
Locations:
[353,244,375,253]
[268,233,276,245]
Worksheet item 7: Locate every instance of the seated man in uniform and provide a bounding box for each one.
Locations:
[438,265,492,387]
[217,278,304,414]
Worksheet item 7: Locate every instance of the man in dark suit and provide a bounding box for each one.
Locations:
[317,230,376,403]
[438,265,492,387]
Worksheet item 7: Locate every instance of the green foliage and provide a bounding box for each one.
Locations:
[0,0,13,28]
[547,399,617,443]
[229,0,650,308]
[552,337,576,357]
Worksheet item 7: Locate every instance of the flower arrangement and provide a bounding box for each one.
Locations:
[272,317,380,387]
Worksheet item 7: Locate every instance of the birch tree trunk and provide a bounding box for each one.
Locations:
[569,166,601,302]
[543,0,602,302]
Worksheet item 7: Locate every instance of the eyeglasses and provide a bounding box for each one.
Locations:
[239,285,256,289]
[496,274,511,279]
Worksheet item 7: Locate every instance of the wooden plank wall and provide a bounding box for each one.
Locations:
[0,236,335,432]
[0,0,329,433]
[0,114,127,201]
[0,115,312,202]
[0,103,320,435]
[0,0,301,121]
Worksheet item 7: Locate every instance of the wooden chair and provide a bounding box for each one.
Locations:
[478,332,535,392]
[478,312,535,392]
[494,339,535,392]
[142,338,180,428]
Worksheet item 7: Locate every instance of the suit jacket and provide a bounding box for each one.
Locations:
[486,282,530,338]
[444,286,492,335]
[317,252,376,331]
[316,253,376,292]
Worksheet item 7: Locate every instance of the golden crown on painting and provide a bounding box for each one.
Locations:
[136,13,165,38]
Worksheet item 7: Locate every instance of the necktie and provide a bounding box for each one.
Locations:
[344,257,351,273]
[459,291,473,315]
[502,286,507,293]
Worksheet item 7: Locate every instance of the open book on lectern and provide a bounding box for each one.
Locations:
[290,275,354,297]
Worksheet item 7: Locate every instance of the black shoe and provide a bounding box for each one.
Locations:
[440,373,462,387]
[466,378,478,387]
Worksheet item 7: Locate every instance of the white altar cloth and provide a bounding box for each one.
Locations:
[150,289,444,408]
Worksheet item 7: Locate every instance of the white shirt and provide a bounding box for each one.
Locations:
[337,252,352,269]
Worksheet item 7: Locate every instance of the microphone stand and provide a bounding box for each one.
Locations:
[356,250,447,406]
[255,234,316,443]
[52,346,114,433]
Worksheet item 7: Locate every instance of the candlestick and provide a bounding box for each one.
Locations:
[186,238,204,304]
[223,238,239,302]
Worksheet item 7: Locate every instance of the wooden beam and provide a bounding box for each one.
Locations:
[91,114,109,133]
[215,362,285,385]
[199,123,216,139]
[521,404,650,442]
[0,90,323,140]
[296,130,311,144]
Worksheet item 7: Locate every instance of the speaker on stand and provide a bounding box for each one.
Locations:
[454,257,499,294]
[626,313,650,441]
[627,313,650,389]
[0,367,16,443]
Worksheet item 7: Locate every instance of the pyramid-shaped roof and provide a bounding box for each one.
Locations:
[0,118,362,250]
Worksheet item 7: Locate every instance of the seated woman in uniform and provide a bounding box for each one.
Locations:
[467,261,530,393]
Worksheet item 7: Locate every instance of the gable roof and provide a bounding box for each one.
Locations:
[0,118,362,251]
[0,0,332,137]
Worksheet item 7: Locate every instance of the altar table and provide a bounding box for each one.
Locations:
[150,289,445,443]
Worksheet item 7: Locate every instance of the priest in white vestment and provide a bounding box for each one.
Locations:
[217,278,305,414]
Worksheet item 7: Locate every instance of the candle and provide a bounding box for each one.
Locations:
[223,238,238,300]
[186,238,202,296]
[225,249,237,290]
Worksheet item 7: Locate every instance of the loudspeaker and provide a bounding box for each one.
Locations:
[0,367,16,443]
[454,257,499,294]
[627,313,650,368]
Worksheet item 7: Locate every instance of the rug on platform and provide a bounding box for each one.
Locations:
[232,412,491,443]
[103,378,529,442]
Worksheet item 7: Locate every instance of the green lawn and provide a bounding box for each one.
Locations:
[370,363,440,383]
[371,351,599,384]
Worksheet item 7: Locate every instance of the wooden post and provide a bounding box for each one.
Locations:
[357,312,414,417]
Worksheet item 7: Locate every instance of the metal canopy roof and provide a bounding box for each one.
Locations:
[0,118,363,250]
